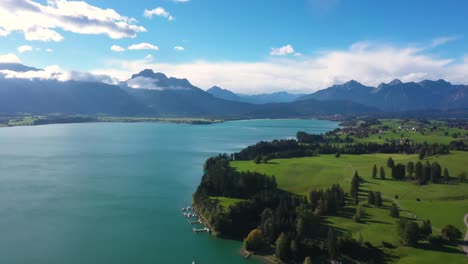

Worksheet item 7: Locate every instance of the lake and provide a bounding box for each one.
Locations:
[0,119,338,264]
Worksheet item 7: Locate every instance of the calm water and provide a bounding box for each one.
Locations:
[0,119,338,264]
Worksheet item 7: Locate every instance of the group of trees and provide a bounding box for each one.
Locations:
[375,157,452,185]
[233,138,453,162]
[367,191,382,207]
[201,156,277,198]
[296,131,353,144]
[398,219,462,247]
[308,185,345,216]
[398,219,433,246]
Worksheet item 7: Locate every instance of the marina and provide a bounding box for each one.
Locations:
[181,205,211,235]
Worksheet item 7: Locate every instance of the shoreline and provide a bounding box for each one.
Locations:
[0,116,225,128]
[0,115,343,129]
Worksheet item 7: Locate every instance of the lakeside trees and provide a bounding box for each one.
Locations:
[244,229,265,252]
[233,137,451,162]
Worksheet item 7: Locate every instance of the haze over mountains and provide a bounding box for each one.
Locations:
[0,63,466,118]
[207,86,305,104]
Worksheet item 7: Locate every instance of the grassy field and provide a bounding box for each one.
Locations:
[98,116,223,124]
[364,119,467,145]
[231,152,468,263]
[0,115,224,127]
[209,196,246,208]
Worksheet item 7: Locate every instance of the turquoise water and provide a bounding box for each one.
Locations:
[0,119,338,264]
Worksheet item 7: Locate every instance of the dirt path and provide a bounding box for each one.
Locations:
[462,214,468,257]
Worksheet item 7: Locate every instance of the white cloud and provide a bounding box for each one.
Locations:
[174,46,185,51]
[173,0,190,2]
[270,44,295,56]
[128,43,159,51]
[126,76,160,90]
[18,45,33,53]
[111,45,125,52]
[46,48,53,53]
[144,7,174,21]
[0,27,10,37]
[25,27,64,42]
[0,53,21,63]
[0,65,118,84]
[0,0,146,42]
[91,41,468,94]
[430,36,459,48]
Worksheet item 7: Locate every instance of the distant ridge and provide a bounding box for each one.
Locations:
[0,63,40,72]
[207,86,305,104]
[299,79,468,111]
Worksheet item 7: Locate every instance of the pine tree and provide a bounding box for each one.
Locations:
[275,233,290,261]
[372,164,377,179]
[407,162,415,179]
[380,166,386,180]
[368,191,375,205]
[390,203,400,218]
[415,161,423,184]
[443,168,449,183]
[327,228,337,259]
[350,171,359,204]
[421,220,432,238]
[375,192,383,207]
[418,149,425,160]
[387,157,395,168]
[254,155,261,164]
[430,162,441,183]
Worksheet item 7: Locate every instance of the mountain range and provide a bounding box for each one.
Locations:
[207,86,305,104]
[297,79,468,112]
[0,63,466,118]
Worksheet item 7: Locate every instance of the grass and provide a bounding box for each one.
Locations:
[7,116,39,126]
[0,115,224,127]
[231,151,468,263]
[98,116,223,124]
[209,196,246,209]
[348,119,468,145]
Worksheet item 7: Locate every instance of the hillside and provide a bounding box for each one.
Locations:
[123,70,257,117]
[0,78,149,115]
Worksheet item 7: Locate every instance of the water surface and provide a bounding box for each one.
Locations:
[0,119,338,263]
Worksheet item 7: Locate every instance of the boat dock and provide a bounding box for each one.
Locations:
[192,227,210,233]
[181,204,211,235]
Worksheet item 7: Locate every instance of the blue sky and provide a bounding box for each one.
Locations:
[0,0,468,93]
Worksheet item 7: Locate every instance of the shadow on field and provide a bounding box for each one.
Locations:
[417,242,465,255]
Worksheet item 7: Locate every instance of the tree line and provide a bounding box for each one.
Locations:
[233,137,454,162]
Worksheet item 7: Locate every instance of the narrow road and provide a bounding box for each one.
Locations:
[462,214,468,257]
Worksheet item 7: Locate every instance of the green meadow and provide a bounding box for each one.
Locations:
[350,119,468,145]
[209,196,246,208]
[231,151,468,263]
